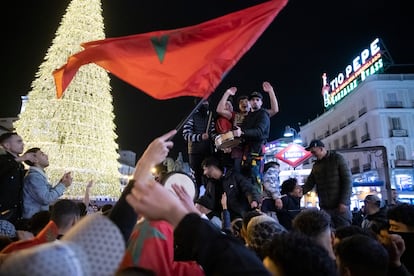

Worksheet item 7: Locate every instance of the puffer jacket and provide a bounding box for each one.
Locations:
[261,167,280,200]
[302,150,352,209]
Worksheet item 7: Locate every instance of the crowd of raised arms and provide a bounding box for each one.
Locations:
[0,82,413,275]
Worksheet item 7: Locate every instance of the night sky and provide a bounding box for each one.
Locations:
[1,0,413,160]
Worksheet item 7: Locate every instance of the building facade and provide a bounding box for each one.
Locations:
[299,73,414,206]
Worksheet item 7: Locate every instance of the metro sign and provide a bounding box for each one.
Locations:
[275,143,312,168]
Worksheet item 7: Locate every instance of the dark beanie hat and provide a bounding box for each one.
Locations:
[196,195,214,210]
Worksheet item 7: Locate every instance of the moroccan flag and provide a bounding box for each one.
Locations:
[54,0,288,99]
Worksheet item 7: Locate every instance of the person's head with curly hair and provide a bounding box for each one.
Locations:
[263,231,337,276]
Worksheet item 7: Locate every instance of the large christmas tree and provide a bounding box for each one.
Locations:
[15,0,121,199]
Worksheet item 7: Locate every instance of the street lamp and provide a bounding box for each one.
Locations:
[283,125,302,144]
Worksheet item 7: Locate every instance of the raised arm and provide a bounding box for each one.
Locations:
[125,150,269,275]
[82,180,94,206]
[134,129,177,184]
[111,129,177,242]
[262,81,279,117]
[216,87,237,120]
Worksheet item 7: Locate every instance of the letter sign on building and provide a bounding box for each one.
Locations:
[321,38,387,109]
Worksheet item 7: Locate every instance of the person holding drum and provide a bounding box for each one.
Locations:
[215,87,246,173]
[233,82,278,195]
[216,82,279,175]
[217,82,279,129]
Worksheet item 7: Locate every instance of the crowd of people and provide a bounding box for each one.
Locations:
[0,82,413,275]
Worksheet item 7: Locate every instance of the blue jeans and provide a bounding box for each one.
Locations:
[323,207,352,229]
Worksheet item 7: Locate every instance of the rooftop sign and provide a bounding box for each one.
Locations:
[322,38,384,109]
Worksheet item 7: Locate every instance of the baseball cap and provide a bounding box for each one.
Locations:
[364,194,382,207]
[305,139,325,151]
[248,91,263,100]
[0,214,125,276]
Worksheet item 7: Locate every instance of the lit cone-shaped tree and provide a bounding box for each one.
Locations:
[15,0,121,199]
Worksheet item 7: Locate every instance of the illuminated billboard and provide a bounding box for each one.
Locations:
[321,38,387,109]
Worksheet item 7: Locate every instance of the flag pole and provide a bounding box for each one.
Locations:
[174,96,209,134]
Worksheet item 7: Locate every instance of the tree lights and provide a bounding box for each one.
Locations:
[15,0,121,199]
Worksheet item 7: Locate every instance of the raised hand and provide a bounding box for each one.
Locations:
[262,81,274,93]
[126,178,188,227]
[61,171,73,187]
[226,87,237,96]
[133,129,177,182]
[171,183,200,214]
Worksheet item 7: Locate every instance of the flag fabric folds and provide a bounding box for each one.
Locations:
[54,0,288,99]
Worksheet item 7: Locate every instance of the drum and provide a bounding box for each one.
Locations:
[161,171,196,200]
[215,131,241,150]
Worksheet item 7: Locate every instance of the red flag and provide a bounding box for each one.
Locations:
[54,0,288,99]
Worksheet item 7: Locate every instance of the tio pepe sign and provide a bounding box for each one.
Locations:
[322,38,384,109]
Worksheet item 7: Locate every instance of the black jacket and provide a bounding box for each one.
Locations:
[174,213,271,276]
[205,169,261,220]
[240,109,270,155]
[277,194,302,230]
[302,150,352,209]
[0,152,26,224]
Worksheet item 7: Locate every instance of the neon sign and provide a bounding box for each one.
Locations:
[322,38,384,109]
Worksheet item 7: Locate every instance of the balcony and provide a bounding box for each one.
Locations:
[358,107,367,117]
[351,166,360,174]
[349,140,358,147]
[361,133,370,142]
[395,159,414,167]
[390,129,408,137]
[332,127,339,134]
[362,163,371,171]
[347,116,355,124]
[339,122,347,129]
[385,101,403,108]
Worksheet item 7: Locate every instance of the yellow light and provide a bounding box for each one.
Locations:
[151,167,157,175]
[14,0,121,199]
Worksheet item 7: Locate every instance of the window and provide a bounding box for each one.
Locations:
[389,117,401,129]
[342,135,348,148]
[350,130,358,147]
[352,159,360,167]
[334,139,340,149]
[396,145,406,160]
[364,122,369,133]
[386,93,403,108]
[387,93,398,102]
[351,159,360,174]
